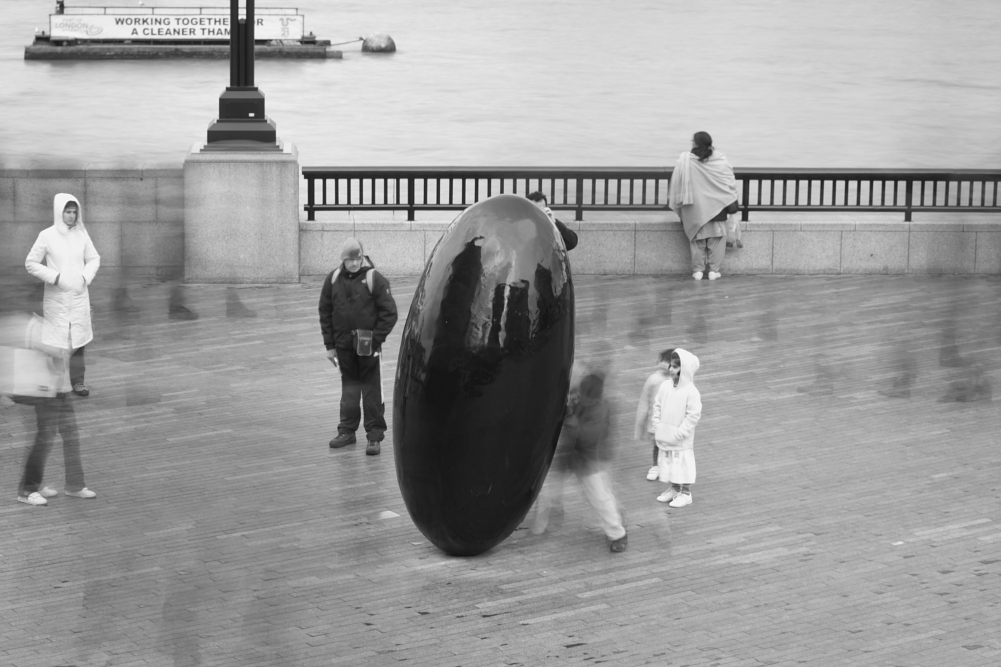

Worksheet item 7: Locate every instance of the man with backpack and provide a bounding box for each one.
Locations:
[319,238,398,455]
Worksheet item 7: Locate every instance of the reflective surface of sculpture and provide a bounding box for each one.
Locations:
[394,194,575,556]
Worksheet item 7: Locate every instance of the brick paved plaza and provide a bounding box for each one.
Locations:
[1,274,999,667]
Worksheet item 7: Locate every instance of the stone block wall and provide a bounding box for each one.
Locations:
[4,169,999,282]
[298,213,1001,278]
[0,168,184,281]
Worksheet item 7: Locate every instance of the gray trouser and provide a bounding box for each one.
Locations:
[690,236,725,273]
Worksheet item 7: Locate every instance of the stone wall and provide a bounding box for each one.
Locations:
[3,169,999,281]
[0,168,184,280]
[299,213,1001,278]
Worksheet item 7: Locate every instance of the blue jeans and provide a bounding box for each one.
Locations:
[20,394,86,495]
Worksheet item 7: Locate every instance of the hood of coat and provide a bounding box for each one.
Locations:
[674,348,699,388]
[53,193,84,234]
[341,254,374,276]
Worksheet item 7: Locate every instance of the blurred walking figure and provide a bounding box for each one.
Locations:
[226,286,257,318]
[319,238,398,455]
[1,314,96,506]
[25,193,100,396]
[532,366,628,553]
[526,191,579,250]
[669,132,738,281]
[635,349,675,481]
[652,349,702,508]
[168,283,199,321]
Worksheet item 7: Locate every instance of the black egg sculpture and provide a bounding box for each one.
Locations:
[393,194,575,556]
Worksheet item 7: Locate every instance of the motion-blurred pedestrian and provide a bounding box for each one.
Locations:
[533,366,628,553]
[2,314,97,506]
[635,348,675,481]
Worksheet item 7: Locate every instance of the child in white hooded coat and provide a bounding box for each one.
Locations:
[651,348,702,508]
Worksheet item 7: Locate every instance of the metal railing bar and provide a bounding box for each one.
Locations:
[301,168,1001,220]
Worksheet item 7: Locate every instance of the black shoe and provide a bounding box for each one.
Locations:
[610,533,628,553]
[168,306,199,321]
[329,433,356,449]
[365,440,381,456]
[72,383,90,397]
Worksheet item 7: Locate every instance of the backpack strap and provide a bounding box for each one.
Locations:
[331,267,375,294]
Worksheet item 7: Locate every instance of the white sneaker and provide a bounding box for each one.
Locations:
[708,271,721,281]
[17,492,48,506]
[64,488,97,499]
[692,271,704,281]
[657,488,679,503]
[646,466,659,481]
[668,492,692,508]
[39,486,58,498]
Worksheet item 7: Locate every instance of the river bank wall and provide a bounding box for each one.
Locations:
[3,167,1000,280]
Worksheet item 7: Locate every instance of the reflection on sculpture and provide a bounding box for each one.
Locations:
[394,194,575,556]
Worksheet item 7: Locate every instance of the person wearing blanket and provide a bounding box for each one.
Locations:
[669,131,738,281]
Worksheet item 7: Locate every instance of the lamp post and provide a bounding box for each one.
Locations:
[203,0,280,150]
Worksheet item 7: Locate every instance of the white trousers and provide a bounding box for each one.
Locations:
[578,469,627,541]
[533,465,625,541]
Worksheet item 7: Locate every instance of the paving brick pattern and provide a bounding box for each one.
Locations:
[1,274,999,666]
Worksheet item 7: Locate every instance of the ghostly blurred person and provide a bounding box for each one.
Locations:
[25,193,100,396]
[532,366,628,553]
[0,313,96,506]
[226,286,257,318]
[635,348,676,481]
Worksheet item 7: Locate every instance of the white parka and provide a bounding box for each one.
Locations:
[25,193,101,350]
[651,348,702,452]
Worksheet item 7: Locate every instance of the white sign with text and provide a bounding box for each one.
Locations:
[50,14,304,41]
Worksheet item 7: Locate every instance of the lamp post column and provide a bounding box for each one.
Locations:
[204,0,278,150]
[183,0,300,283]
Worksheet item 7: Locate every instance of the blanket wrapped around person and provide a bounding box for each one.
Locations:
[669,149,738,241]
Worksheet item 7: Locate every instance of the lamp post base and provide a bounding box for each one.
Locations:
[205,116,279,147]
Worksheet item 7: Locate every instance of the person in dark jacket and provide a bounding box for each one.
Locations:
[526,191,578,250]
[319,238,398,455]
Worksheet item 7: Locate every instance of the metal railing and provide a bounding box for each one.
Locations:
[302,167,1001,222]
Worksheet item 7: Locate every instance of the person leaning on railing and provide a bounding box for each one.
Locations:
[527,191,578,251]
[669,132,738,281]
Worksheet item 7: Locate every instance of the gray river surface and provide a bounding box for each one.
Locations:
[1,0,999,169]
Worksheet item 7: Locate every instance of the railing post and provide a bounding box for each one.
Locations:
[575,178,584,221]
[741,178,750,222]
[407,177,415,222]
[307,174,315,221]
[904,178,913,222]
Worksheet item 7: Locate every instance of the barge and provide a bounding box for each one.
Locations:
[25,3,341,60]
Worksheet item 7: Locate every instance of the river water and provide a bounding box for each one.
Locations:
[1,0,999,169]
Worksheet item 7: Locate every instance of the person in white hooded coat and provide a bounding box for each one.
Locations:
[651,348,702,508]
[25,193,100,395]
[17,193,100,505]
